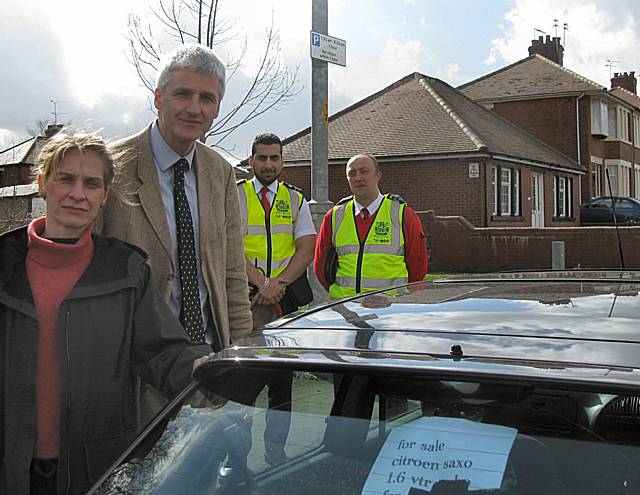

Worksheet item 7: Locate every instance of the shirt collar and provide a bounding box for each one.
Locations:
[354,192,384,216]
[151,121,196,172]
[251,177,279,195]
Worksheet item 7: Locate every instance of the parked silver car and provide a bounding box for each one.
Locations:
[90,271,640,495]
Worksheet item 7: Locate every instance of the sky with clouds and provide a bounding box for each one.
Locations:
[1,0,640,162]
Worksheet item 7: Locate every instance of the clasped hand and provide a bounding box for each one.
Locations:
[250,275,287,308]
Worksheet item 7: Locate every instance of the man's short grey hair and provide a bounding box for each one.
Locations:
[156,44,226,100]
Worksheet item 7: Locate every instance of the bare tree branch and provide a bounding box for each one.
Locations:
[27,119,50,137]
[125,0,301,150]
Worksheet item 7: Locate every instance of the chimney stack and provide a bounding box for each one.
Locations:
[44,124,63,138]
[528,35,564,66]
[611,71,637,95]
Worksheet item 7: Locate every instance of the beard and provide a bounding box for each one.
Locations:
[255,169,280,186]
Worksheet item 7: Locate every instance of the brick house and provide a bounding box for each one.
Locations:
[459,35,640,203]
[0,124,63,188]
[281,72,583,228]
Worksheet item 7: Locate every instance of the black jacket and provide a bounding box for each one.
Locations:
[0,227,211,495]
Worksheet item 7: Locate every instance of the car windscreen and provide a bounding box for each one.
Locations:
[91,362,640,495]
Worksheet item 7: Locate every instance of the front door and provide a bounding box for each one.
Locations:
[531,172,544,227]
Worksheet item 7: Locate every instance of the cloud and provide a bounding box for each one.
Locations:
[484,0,640,86]
[329,36,467,110]
[329,38,426,104]
[0,5,71,138]
[442,63,462,81]
[0,0,153,151]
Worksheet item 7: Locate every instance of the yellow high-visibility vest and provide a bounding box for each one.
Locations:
[329,194,408,299]
[238,180,301,277]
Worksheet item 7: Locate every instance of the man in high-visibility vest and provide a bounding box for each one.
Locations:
[314,153,428,298]
[234,133,316,468]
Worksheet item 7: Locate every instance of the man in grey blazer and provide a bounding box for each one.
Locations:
[99,44,252,352]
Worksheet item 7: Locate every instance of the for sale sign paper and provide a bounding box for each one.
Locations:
[362,416,517,494]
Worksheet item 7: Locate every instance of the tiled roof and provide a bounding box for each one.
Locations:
[610,87,640,110]
[0,136,45,167]
[283,72,582,171]
[458,54,606,101]
[0,183,38,197]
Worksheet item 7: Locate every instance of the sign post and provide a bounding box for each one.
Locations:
[308,0,347,305]
[310,31,347,66]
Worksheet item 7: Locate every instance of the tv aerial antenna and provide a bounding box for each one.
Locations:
[50,100,68,125]
[606,59,620,79]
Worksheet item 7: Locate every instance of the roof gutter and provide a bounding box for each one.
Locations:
[285,151,582,169]
[473,89,605,104]
[490,153,585,175]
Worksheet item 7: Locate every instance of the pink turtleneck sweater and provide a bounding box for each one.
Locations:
[26,217,94,459]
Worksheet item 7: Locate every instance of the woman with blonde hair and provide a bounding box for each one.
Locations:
[0,131,211,495]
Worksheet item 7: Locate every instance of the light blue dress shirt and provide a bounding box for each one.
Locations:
[150,122,211,336]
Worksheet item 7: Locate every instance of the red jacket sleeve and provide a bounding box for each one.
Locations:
[313,209,335,291]
[402,207,428,282]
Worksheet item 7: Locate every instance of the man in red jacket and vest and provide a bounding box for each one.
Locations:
[314,153,428,298]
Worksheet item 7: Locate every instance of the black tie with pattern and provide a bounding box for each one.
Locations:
[173,158,205,342]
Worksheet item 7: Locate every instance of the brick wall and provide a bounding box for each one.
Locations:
[284,157,581,227]
[422,210,640,272]
[284,158,487,224]
[604,140,635,162]
[491,96,598,202]
[492,97,585,161]
[0,164,32,188]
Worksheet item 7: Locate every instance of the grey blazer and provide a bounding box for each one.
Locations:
[98,124,252,346]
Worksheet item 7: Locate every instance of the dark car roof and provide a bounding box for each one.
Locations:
[221,272,640,385]
[583,196,640,204]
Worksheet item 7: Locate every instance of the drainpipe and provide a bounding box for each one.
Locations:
[576,93,585,199]
[483,161,488,227]
[633,110,636,197]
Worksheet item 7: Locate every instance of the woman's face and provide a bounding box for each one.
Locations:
[41,150,109,238]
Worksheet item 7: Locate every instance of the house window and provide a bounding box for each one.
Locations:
[491,167,497,215]
[492,165,520,217]
[554,176,573,218]
[591,164,600,198]
[606,165,618,195]
[623,165,630,196]
[591,98,609,137]
[635,166,640,200]
[605,161,633,196]
[616,107,631,143]
[609,104,618,138]
[635,115,640,148]
[500,169,511,215]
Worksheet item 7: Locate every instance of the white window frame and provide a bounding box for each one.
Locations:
[635,165,640,200]
[554,176,574,218]
[591,98,609,137]
[492,167,497,215]
[492,165,520,217]
[591,165,600,198]
[605,162,618,195]
[618,107,631,143]
[604,159,632,196]
[608,104,618,139]
[558,179,566,217]
[500,169,512,216]
[634,114,640,148]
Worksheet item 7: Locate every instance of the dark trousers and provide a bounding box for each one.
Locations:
[225,369,293,468]
[264,369,293,452]
[30,458,57,495]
